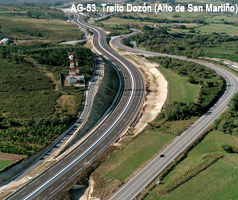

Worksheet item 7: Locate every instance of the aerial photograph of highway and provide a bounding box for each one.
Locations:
[0,0,238,199]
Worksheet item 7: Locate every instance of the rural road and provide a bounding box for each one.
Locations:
[4,14,145,200]
[109,29,238,200]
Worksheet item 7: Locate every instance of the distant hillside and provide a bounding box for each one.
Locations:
[0,0,71,3]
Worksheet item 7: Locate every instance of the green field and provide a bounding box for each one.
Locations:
[0,160,12,170]
[159,67,200,103]
[0,3,84,42]
[196,23,238,34]
[0,17,83,41]
[145,131,238,200]
[96,132,175,181]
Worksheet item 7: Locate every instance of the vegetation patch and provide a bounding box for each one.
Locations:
[213,92,238,137]
[0,160,12,171]
[159,67,200,103]
[95,21,132,36]
[0,3,84,42]
[155,154,223,195]
[100,132,175,182]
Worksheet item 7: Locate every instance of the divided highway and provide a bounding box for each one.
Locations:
[109,31,238,199]
[5,14,145,200]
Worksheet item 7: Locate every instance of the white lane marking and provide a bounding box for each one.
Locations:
[68,168,82,180]
[21,192,26,196]
[36,181,41,185]
[50,181,66,195]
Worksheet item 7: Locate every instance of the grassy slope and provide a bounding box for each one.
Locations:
[0,17,83,41]
[96,132,175,181]
[159,67,200,103]
[0,160,12,170]
[145,131,238,200]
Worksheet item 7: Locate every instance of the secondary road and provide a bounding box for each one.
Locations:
[5,14,145,200]
[109,30,238,199]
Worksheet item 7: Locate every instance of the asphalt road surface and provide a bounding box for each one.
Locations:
[5,14,145,200]
[109,30,238,200]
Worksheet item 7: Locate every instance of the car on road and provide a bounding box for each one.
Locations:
[159,154,165,157]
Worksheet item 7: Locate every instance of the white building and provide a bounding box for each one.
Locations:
[66,76,77,83]
[66,75,85,84]
[0,38,9,44]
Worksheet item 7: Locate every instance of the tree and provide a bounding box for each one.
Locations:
[228,93,238,115]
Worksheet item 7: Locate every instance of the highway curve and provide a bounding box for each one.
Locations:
[109,30,238,200]
[4,14,145,200]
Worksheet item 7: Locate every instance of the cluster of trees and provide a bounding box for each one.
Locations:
[8,27,42,38]
[147,57,224,121]
[156,101,202,121]
[123,26,238,59]
[0,123,67,155]
[213,92,238,137]
[0,57,62,120]
[0,43,94,80]
[27,47,94,80]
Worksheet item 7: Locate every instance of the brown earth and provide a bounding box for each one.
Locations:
[0,153,23,162]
